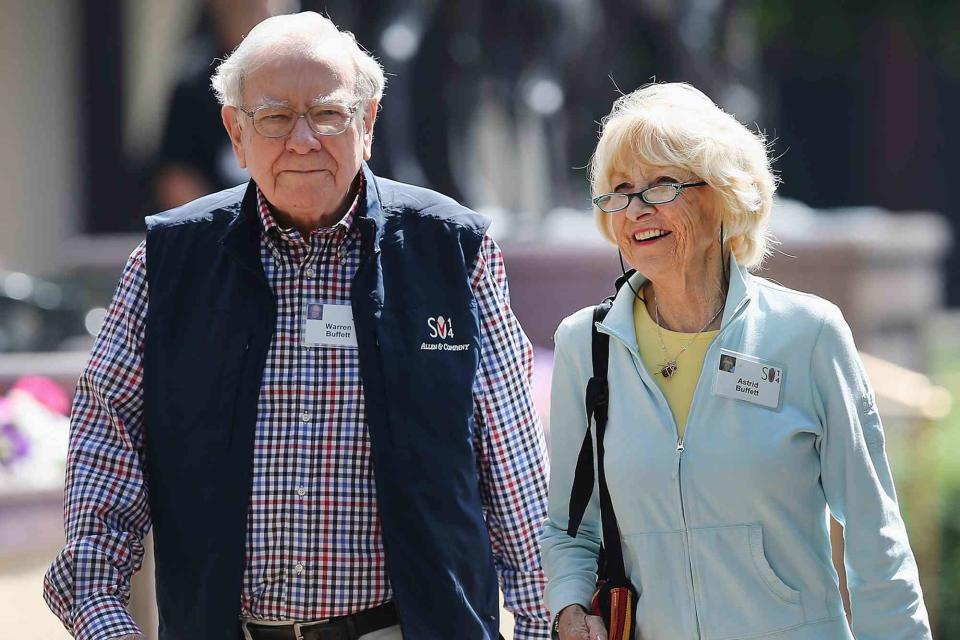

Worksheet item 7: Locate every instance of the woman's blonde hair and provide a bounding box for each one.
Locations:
[589,83,776,269]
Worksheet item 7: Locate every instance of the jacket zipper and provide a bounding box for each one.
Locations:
[676,436,703,639]
[674,297,748,639]
[601,294,750,640]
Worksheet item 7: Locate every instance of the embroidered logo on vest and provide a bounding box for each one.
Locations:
[421,315,470,352]
[427,315,454,339]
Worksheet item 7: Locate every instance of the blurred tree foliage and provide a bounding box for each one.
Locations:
[926,342,960,638]
[751,0,960,74]
[941,487,960,637]
[751,0,960,310]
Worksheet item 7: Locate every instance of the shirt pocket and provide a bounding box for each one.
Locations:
[690,523,804,640]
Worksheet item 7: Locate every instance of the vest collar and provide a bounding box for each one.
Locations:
[219,180,264,276]
[356,162,384,256]
[597,253,754,352]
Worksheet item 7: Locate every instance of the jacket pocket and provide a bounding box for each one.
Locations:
[147,307,252,443]
[690,524,804,640]
[747,524,801,606]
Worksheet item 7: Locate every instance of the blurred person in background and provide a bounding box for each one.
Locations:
[541,83,931,640]
[44,12,549,640]
[153,0,272,209]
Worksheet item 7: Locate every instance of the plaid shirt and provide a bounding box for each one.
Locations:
[44,181,550,639]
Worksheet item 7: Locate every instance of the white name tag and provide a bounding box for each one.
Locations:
[713,349,784,410]
[302,302,358,348]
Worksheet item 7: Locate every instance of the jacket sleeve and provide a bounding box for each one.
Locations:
[43,243,151,640]
[812,304,931,639]
[539,316,603,617]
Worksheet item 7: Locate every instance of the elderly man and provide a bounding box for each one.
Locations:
[44,12,549,640]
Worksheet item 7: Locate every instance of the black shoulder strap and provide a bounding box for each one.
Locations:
[566,299,613,538]
[566,277,634,584]
[592,331,629,584]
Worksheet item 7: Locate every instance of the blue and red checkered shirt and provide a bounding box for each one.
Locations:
[44,181,550,639]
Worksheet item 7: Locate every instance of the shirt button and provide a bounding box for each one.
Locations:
[294,563,304,575]
[300,410,312,423]
[305,267,316,278]
[296,487,307,497]
[337,246,347,260]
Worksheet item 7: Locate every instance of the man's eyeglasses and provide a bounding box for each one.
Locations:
[592,181,708,213]
[238,101,363,138]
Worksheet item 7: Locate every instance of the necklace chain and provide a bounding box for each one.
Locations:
[653,290,724,379]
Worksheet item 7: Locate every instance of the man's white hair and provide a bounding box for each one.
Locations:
[211,12,386,108]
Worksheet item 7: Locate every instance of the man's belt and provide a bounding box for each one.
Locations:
[240,602,398,640]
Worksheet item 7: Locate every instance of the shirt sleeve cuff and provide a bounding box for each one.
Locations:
[73,593,142,640]
[512,615,553,640]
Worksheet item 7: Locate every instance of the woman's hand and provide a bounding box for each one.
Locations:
[557,603,608,640]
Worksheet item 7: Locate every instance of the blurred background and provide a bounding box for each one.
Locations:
[0,0,958,637]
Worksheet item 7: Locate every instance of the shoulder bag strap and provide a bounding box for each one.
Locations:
[566,297,612,538]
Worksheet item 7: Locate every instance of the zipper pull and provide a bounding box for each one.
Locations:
[673,438,684,479]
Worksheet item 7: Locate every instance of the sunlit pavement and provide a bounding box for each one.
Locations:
[0,552,71,639]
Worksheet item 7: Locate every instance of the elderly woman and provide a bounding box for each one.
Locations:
[540,83,931,640]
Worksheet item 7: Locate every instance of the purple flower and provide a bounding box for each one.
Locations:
[0,421,29,466]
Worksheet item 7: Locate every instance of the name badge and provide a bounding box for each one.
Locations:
[302,302,358,348]
[713,348,784,410]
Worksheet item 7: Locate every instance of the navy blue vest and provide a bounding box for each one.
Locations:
[142,164,500,639]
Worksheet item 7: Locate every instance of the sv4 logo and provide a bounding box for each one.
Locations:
[427,315,454,339]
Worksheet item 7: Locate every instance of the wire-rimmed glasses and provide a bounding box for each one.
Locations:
[592,181,708,213]
[238,101,363,138]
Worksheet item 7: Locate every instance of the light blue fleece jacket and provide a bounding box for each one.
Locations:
[541,258,931,640]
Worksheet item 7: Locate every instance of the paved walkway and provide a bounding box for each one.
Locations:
[0,551,71,639]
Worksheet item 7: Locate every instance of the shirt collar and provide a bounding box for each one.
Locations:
[255,173,365,245]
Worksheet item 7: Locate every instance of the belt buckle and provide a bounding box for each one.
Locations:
[239,618,332,640]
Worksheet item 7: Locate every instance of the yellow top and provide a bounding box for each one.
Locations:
[634,297,719,439]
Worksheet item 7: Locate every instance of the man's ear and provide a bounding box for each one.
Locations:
[221,105,247,168]
[361,100,379,161]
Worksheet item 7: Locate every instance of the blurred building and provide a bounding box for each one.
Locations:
[1,1,956,283]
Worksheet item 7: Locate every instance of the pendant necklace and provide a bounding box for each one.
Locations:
[653,290,724,379]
